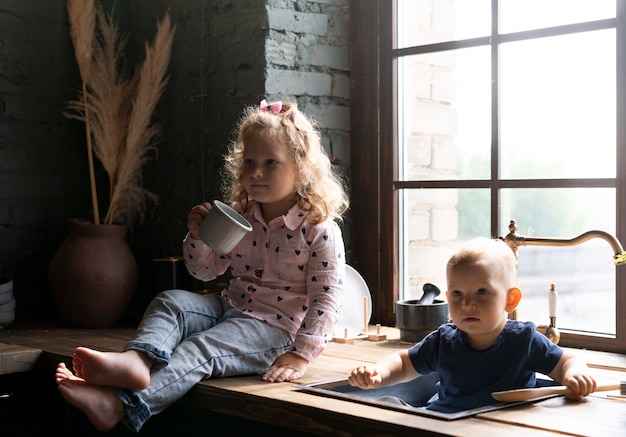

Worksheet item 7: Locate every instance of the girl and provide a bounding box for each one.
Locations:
[55,99,350,432]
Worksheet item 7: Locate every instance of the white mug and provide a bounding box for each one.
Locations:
[198,200,252,254]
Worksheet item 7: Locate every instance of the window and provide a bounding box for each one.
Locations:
[349,0,626,352]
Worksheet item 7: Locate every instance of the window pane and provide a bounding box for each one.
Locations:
[500,188,615,236]
[500,30,616,179]
[397,0,490,48]
[399,47,491,181]
[500,0,615,34]
[500,188,617,335]
[400,188,490,300]
[515,244,616,336]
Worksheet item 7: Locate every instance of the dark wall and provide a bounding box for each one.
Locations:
[0,0,270,322]
[1,0,88,320]
[0,0,351,324]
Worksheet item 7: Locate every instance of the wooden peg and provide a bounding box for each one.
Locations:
[333,327,355,344]
[367,323,387,341]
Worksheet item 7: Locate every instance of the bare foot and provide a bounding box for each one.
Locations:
[72,346,151,390]
[55,362,125,432]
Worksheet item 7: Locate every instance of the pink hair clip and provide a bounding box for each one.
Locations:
[259,99,282,114]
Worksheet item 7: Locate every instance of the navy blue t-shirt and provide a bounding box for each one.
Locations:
[407,320,563,413]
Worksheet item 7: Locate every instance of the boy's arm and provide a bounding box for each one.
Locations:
[548,350,597,400]
[349,349,420,389]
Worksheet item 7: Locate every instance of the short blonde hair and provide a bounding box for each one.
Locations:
[447,238,518,286]
[223,100,349,224]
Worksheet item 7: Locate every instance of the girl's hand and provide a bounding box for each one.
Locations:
[262,352,309,383]
[187,202,212,240]
[348,365,382,389]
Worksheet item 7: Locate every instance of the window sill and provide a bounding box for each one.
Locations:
[0,322,624,435]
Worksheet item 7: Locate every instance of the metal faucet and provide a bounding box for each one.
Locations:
[502,219,625,264]
[500,219,626,343]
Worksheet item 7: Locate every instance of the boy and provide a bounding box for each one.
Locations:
[348,238,597,412]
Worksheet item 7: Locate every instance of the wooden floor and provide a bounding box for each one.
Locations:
[1,321,626,436]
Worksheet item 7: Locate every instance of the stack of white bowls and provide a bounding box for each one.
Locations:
[0,277,15,328]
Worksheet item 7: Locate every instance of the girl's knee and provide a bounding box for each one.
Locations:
[155,288,183,301]
[149,289,192,312]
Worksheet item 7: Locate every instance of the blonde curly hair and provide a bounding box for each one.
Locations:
[223,100,349,224]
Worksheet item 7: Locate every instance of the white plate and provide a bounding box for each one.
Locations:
[0,290,13,305]
[335,265,372,338]
[0,297,15,311]
[0,309,14,326]
[0,278,12,294]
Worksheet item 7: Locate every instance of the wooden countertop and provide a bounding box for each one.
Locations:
[1,322,625,436]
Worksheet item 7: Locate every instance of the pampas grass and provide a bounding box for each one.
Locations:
[65,0,175,227]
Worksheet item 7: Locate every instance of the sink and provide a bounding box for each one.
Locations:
[298,372,552,420]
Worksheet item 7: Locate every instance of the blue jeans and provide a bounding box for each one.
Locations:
[112,289,295,432]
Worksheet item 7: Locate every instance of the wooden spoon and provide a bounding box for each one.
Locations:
[492,383,620,402]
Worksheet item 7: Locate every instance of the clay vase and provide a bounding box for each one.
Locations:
[48,218,138,328]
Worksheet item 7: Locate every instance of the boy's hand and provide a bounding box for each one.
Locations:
[348,365,382,389]
[550,351,598,401]
[562,373,597,401]
[262,352,309,383]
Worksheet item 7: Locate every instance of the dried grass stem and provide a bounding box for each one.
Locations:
[65,0,175,227]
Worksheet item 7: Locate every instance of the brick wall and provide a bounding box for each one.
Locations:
[401,0,458,299]
[0,0,351,321]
